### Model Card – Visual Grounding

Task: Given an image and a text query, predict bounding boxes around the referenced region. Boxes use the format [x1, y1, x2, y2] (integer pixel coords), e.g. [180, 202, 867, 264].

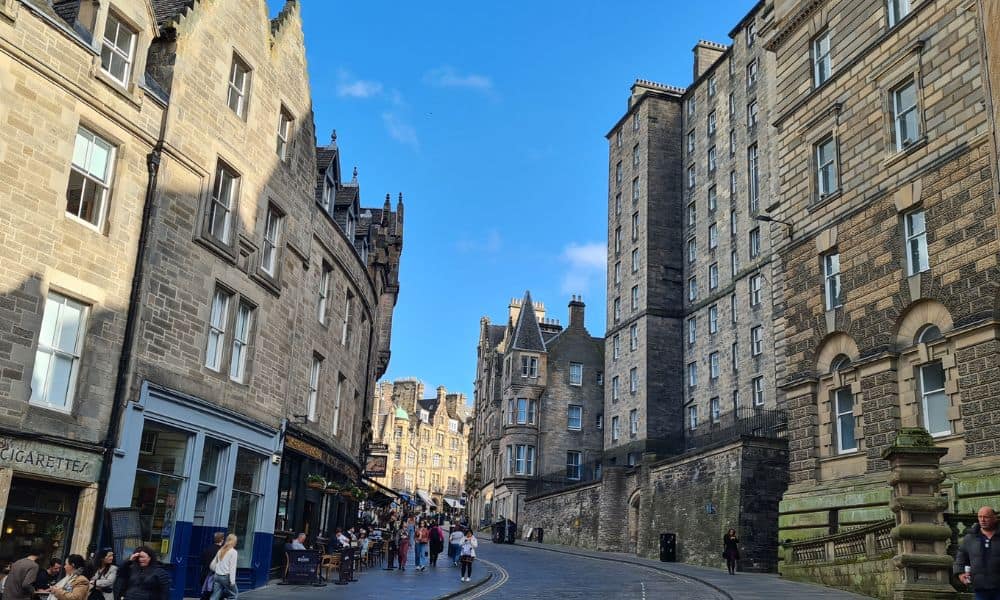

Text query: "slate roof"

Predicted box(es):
[488, 325, 506, 349]
[511, 291, 546, 352]
[151, 0, 195, 27]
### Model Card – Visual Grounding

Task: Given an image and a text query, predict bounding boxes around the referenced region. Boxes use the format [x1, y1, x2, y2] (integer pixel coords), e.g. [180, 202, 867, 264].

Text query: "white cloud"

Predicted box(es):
[382, 112, 419, 148]
[455, 229, 502, 254]
[560, 242, 606, 295]
[423, 66, 494, 93]
[337, 80, 383, 98]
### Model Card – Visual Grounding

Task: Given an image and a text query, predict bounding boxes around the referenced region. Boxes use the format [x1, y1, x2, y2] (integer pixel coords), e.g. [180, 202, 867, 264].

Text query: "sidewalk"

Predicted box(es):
[240, 558, 492, 600]
[513, 539, 872, 600]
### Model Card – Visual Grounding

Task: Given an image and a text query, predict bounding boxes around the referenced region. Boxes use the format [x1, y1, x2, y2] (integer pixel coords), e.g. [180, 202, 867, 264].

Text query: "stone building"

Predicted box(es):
[371, 380, 471, 510]
[467, 293, 604, 527]
[0, 1, 403, 597]
[764, 0, 1000, 565]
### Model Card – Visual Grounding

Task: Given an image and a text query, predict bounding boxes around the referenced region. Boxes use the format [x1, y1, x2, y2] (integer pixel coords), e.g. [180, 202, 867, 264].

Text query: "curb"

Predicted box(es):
[518, 542, 734, 600]
[433, 571, 494, 600]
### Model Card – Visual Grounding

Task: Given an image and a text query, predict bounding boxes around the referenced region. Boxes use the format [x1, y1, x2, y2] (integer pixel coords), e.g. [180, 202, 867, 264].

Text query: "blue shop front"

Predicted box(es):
[104, 383, 282, 599]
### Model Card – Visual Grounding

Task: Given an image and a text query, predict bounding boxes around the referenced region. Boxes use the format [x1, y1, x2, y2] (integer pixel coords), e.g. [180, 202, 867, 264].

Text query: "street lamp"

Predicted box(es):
[754, 214, 793, 237]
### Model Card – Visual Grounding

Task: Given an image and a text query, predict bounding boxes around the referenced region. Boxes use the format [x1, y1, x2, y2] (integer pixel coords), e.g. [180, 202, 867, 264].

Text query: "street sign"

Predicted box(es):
[368, 443, 389, 454]
[364, 454, 387, 477]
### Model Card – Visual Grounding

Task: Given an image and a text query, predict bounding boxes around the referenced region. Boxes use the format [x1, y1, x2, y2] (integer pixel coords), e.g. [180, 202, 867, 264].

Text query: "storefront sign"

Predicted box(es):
[284, 435, 358, 478]
[284, 550, 320, 584]
[363, 454, 387, 477]
[368, 443, 388, 454]
[0, 437, 100, 483]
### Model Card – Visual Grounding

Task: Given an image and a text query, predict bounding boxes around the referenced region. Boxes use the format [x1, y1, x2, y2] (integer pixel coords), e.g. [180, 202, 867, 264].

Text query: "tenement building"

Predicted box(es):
[764, 0, 1000, 593]
[467, 294, 604, 527]
[0, 2, 403, 598]
[371, 380, 471, 510]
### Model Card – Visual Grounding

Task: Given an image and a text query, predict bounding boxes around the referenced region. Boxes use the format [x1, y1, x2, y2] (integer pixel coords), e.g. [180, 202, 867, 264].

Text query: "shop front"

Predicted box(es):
[269, 429, 359, 577]
[104, 383, 281, 600]
[0, 436, 103, 568]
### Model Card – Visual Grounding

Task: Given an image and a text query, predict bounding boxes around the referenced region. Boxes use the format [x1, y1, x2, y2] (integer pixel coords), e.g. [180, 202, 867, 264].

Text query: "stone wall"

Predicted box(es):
[521, 481, 602, 550]
[781, 556, 895, 600]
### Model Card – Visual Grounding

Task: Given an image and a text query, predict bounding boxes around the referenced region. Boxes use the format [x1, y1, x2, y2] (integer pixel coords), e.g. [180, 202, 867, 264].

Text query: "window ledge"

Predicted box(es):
[251, 267, 282, 298]
[882, 136, 928, 169]
[95, 68, 142, 108]
[194, 234, 238, 264]
[808, 189, 844, 212]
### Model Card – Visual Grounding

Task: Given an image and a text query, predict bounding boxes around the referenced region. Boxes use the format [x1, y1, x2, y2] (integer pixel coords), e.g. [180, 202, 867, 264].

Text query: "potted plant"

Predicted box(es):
[352, 487, 368, 502]
[324, 481, 341, 494]
[306, 474, 326, 490]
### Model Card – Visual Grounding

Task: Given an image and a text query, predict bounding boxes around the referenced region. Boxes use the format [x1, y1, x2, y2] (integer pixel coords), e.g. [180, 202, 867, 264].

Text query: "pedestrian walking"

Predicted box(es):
[2, 548, 42, 600]
[429, 522, 445, 567]
[209, 534, 239, 600]
[115, 546, 171, 600]
[199, 533, 224, 600]
[89, 549, 118, 600]
[722, 528, 740, 575]
[449, 528, 465, 567]
[44, 554, 88, 600]
[397, 516, 414, 571]
[955, 506, 1000, 599]
[458, 529, 478, 582]
[414, 521, 430, 571]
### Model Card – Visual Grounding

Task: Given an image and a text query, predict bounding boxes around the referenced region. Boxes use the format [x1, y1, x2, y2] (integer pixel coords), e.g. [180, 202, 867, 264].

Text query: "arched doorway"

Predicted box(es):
[627, 490, 641, 554]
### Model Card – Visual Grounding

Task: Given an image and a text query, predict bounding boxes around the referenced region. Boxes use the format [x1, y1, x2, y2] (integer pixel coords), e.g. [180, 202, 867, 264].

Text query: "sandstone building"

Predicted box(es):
[466, 294, 604, 527]
[0, 1, 403, 596]
[371, 380, 470, 510]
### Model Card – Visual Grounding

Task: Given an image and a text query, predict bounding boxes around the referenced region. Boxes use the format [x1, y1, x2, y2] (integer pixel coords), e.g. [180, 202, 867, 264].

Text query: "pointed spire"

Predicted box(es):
[382, 193, 391, 226]
[511, 290, 546, 351]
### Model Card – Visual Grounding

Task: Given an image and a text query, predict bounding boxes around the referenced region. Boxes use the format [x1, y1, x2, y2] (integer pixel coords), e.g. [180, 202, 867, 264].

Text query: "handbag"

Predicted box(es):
[88, 589, 106, 600]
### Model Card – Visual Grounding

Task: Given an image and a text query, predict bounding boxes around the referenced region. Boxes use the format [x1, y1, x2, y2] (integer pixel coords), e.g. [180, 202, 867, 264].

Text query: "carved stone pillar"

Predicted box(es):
[882, 428, 956, 600]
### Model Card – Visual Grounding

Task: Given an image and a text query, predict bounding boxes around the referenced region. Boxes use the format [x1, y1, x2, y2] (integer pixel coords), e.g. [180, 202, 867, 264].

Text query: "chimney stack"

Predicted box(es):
[568, 295, 585, 329]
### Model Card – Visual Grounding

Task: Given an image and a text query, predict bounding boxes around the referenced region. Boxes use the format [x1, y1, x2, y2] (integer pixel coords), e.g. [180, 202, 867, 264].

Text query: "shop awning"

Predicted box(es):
[415, 490, 437, 508]
[362, 477, 404, 506]
[443, 497, 462, 509]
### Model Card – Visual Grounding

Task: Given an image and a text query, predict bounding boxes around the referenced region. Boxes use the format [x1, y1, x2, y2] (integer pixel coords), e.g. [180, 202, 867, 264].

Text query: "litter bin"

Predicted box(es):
[537, 527, 544, 544]
[659, 532, 676, 562]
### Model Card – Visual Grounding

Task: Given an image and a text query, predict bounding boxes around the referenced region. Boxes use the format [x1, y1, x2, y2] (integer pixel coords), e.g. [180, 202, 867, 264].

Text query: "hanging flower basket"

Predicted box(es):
[306, 474, 326, 490]
[324, 482, 342, 494]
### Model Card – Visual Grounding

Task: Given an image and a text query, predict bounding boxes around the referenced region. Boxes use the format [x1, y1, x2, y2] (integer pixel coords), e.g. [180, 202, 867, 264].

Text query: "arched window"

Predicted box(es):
[916, 325, 943, 344]
[830, 354, 852, 373]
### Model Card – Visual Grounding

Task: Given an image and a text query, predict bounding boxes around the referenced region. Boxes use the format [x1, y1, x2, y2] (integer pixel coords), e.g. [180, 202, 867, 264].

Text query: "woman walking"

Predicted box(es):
[458, 529, 478, 583]
[722, 528, 740, 575]
[397, 515, 413, 571]
[428, 522, 445, 567]
[448, 527, 464, 567]
[414, 521, 430, 571]
[209, 534, 239, 600]
[116, 546, 171, 600]
[90, 549, 117, 600]
[44, 554, 88, 600]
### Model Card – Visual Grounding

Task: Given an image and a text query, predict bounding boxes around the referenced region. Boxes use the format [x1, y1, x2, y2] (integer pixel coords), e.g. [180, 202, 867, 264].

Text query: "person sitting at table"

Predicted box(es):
[288, 533, 307, 551]
[333, 528, 350, 549]
[34, 558, 63, 593]
[44, 554, 88, 600]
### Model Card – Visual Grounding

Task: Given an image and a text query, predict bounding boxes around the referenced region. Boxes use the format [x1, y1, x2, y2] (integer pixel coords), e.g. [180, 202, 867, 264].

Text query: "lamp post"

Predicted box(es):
[753, 214, 793, 237]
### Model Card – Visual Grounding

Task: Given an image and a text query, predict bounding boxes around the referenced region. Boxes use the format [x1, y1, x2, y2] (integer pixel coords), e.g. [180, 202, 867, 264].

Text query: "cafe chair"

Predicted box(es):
[320, 551, 341, 582]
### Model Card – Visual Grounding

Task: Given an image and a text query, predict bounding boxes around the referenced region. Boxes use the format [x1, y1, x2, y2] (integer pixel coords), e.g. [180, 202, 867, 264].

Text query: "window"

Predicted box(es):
[710, 352, 720, 379]
[632, 177, 640, 202]
[205, 288, 231, 371]
[730, 171, 738, 196]
[751, 326, 763, 356]
[66, 127, 115, 228]
[433, 454, 442, 467]
[746, 60, 758, 87]
[709, 224, 719, 249]
[708, 111, 717, 136]
[629, 367, 638, 394]
[709, 305, 718, 334]
[29, 293, 87, 411]
[612, 376, 620, 402]
[688, 238, 697, 263]
[570, 362, 583, 386]
[568, 405, 583, 430]
[633, 144, 640, 166]
[276, 108, 293, 160]
[887, 0, 910, 27]
[597, 371, 604, 385]
[615, 227, 622, 253]
[710, 397, 721, 423]
[688, 276, 698, 301]
[731, 250, 739, 277]
[729, 130, 736, 156]
[687, 96, 696, 117]
[750, 274, 762, 306]
[515, 397, 537, 425]
[731, 342, 739, 372]
[509, 444, 535, 475]
[133, 424, 190, 562]
[341, 291, 353, 346]
[616, 129, 622, 148]
[688, 318, 697, 344]
[613, 297, 621, 322]
[708, 186, 718, 212]
[687, 130, 696, 154]
[752, 376, 765, 406]
[746, 22, 757, 47]
[730, 210, 737, 236]
[708, 146, 717, 172]
[813, 31, 831, 86]
[834, 388, 856, 453]
[688, 165, 696, 189]
[520, 355, 539, 378]
[307, 356, 321, 422]
[689, 406, 698, 430]
[226, 54, 251, 118]
[892, 79, 920, 151]
[731, 294, 738, 323]
[917, 325, 943, 344]
[260, 205, 283, 277]
[920, 362, 950, 436]
[816, 137, 838, 197]
[824, 252, 842, 310]
[631, 285, 639, 310]
[729, 92, 736, 116]
[229, 301, 253, 382]
[688, 202, 697, 227]
[631, 212, 640, 240]
[747, 101, 758, 128]
[748, 144, 759, 212]
[629, 409, 639, 436]
[631, 249, 640, 272]
[688, 362, 698, 387]
[615, 193, 622, 215]
[709, 263, 719, 290]
[615, 161, 622, 187]
[612, 416, 621, 441]
[905, 209, 929, 275]
[566, 451, 582, 480]
[318, 264, 332, 323]
[613, 334, 621, 360]
[614, 261, 621, 286]
[333, 374, 345, 433]
[749, 228, 761, 259]
[733, 390, 741, 411]
[708, 75, 717, 97]
[208, 162, 239, 245]
[596, 414, 604, 430]
[100, 13, 136, 85]
[629, 324, 638, 351]
[633, 112, 640, 131]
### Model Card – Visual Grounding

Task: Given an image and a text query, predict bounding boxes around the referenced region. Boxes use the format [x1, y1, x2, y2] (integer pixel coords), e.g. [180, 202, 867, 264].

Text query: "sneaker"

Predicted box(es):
[459, 577, 465, 582]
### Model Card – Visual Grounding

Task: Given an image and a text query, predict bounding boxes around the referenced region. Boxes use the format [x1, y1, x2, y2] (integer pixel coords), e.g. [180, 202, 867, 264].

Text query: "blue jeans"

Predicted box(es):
[210, 574, 238, 600]
[975, 591, 1000, 600]
[414, 542, 428, 567]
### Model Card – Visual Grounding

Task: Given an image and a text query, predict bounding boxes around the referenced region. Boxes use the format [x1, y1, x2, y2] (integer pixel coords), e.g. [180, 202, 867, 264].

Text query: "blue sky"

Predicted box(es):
[270, 0, 756, 400]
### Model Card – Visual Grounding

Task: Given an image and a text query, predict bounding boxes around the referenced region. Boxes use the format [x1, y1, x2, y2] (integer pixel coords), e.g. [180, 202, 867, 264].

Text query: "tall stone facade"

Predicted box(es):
[467, 294, 604, 527]
[371, 380, 471, 509]
[0, 1, 403, 597]
[764, 0, 1000, 553]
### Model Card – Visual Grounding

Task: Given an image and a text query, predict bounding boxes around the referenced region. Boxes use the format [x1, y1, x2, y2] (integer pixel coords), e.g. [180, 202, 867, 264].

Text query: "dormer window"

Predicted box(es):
[100, 13, 136, 85]
[321, 176, 333, 212]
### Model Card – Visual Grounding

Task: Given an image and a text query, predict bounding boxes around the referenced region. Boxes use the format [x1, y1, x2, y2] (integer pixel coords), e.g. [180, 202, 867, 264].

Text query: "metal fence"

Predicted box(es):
[684, 407, 788, 451]
[526, 459, 603, 497]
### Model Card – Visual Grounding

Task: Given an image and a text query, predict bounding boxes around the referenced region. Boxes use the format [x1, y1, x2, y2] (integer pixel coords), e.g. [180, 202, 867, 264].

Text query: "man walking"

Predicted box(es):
[956, 506, 1000, 600]
[2, 548, 42, 600]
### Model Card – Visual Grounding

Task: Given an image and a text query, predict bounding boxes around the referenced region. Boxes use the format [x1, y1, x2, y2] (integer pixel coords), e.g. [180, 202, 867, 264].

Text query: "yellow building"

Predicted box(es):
[372, 380, 471, 511]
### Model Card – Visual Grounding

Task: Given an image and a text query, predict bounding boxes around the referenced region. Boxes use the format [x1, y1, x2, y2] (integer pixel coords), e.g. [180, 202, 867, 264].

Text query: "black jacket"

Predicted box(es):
[200, 544, 221, 580]
[954, 524, 1000, 590]
[115, 560, 171, 600]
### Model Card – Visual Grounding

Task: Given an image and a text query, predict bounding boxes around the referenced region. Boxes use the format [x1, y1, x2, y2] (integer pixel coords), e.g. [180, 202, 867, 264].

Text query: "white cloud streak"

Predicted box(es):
[560, 242, 607, 295]
[381, 112, 419, 148]
[423, 66, 494, 93]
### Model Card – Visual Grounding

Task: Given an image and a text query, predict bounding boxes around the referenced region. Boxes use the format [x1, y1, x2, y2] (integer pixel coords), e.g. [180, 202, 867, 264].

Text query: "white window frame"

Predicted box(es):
[611, 416, 621, 441]
[612, 376, 620, 402]
[887, 0, 910, 27]
[318, 264, 332, 323]
[631, 285, 639, 310]
[709, 305, 718, 334]
[629, 409, 639, 436]
[708, 111, 717, 136]
[708, 186, 717, 212]
[751, 326, 763, 356]
[816, 136, 838, 198]
[227, 54, 251, 118]
[208, 162, 239, 245]
[731, 249, 739, 277]
[892, 79, 920, 151]
[748, 144, 759, 212]
[260, 206, 283, 277]
[229, 301, 253, 383]
[569, 362, 583, 386]
[824, 252, 842, 310]
[631, 212, 640, 240]
[752, 376, 765, 406]
[689, 406, 698, 430]
[708, 146, 717, 172]
[307, 356, 321, 422]
[834, 387, 856, 453]
[710, 397, 721, 423]
[746, 60, 758, 87]
[732, 342, 739, 372]
[747, 101, 758, 128]
[632, 248, 640, 272]
[904, 209, 929, 275]
[709, 263, 719, 290]
[750, 274, 762, 306]
[341, 291, 353, 345]
[688, 318, 697, 344]
[710, 352, 720, 379]
[614, 261, 621, 286]
[67, 127, 115, 230]
[749, 228, 761, 259]
[567, 405, 583, 430]
[100, 12, 136, 85]
[687, 130, 696, 154]
[629, 323, 638, 350]
[731, 294, 738, 323]
[709, 223, 719, 249]
[205, 288, 231, 371]
[688, 165, 696, 189]
[688, 362, 698, 387]
[688, 238, 697, 264]
[708, 75, 717, 97]
[919, 361, 951, 437]
[29, 293, 88, 411]
[633, 144, 640, 167]
[812, 31, 831, 87]
[333, 374, 343, 433]
[613, 334, 621, 360]
[566, 451, 582, 480]
[632, 177, 640, 202]
[629, 367, 638, 394]
[688, 202, 697, 227]
[688, 276, 697, 301]
[276, 108, 293, 160]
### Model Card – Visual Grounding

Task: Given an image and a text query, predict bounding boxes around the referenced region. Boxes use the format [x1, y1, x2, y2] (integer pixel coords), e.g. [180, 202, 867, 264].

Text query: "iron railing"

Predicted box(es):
[525, 460, 603, 497]
[684, 407, 788, 451]
[784, 519, 895, 564]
